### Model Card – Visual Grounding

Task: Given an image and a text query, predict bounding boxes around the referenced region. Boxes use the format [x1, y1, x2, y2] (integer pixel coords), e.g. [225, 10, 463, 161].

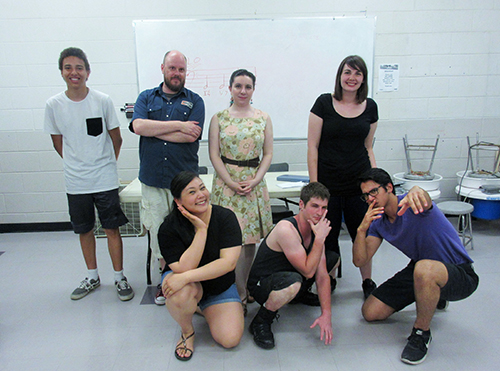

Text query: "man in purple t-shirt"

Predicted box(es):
[353, 168, 478, 365]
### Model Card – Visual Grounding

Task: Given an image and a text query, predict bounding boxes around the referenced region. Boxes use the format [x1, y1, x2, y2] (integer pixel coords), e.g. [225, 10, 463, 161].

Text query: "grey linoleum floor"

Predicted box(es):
[0, 217, 499, 370]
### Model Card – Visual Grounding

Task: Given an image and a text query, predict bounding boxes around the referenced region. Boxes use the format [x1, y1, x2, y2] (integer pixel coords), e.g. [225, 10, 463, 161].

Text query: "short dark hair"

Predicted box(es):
[358, 168, 396, 195]
[229, 69, 256, 87]
[300, 182, 330, 206]
[333, 55, 369, 104]
[58, 47, 90, 71]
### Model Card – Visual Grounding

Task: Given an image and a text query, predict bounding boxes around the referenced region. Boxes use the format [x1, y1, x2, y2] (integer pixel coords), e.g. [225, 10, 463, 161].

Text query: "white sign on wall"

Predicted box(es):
[378, 63, 399, 91]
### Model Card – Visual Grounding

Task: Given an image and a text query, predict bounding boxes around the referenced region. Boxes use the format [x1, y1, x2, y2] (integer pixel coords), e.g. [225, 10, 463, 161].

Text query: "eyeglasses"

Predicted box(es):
[360, 185, 383, 202]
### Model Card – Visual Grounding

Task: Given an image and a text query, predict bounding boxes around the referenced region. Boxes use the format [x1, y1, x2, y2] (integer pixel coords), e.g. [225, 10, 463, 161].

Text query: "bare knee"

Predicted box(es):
[166, 284, 198, 309]
[361, 297, 394, 322]
[104, 228, 121, 240]
[414, 259, 446, 287]
[211, 320, 243, 349]
[361, 304, 383, 322]
[216, 332, 242, 349]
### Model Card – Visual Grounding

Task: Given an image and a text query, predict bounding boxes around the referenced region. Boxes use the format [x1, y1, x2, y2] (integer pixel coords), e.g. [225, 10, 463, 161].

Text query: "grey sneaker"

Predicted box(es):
[401, 328, 432, 365]
[115, 277, 134, 301]
[71, 277, 100, 300]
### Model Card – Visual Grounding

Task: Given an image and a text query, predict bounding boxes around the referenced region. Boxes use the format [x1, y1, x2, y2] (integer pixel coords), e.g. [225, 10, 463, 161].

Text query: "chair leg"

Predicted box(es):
[146, 231, 152, 285]
[467, 213, 474, 250]
[457, 213, 474, 250]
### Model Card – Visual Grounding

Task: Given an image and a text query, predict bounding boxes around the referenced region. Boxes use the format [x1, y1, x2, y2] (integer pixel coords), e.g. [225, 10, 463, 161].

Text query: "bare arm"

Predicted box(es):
[307, 112, 323, 182]
[397, 186, 432, 216]
[168, 205, 209, 273]
[107, 127, 122, 159]
[50, 135, 63, 158]
[352, 201, 384, 267]
[163, 245, 241, 297]
[276, 212, 331, 279]
[181, 245, 240, 283]
[364, 121, 378, 168]
[310, 252, 333, 344]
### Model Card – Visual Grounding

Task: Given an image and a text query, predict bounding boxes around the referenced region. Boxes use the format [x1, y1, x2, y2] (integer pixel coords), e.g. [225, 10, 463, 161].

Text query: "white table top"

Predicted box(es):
[455, 185, 500, 201]
[119, 171, 309, 203]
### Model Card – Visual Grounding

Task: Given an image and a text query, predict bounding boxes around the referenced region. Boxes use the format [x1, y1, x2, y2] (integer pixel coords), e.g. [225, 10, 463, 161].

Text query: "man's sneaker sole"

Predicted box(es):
[70, 278, 100, 300]
[401, 330, 432, 365]
[401, 354, 428, 365]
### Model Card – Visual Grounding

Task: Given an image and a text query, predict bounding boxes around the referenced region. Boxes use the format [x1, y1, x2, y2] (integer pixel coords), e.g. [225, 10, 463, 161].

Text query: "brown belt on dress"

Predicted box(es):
[221, 156, 260, 168]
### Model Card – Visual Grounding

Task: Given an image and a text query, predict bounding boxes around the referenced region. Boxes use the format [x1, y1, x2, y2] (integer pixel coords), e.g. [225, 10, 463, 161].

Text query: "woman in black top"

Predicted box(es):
[307, 55, 378, 298]
[158, 171, 244, 361]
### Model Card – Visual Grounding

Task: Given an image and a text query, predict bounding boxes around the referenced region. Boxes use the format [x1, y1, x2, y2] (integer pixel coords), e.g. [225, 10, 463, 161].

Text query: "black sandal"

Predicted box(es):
[175, 331, 195, 361]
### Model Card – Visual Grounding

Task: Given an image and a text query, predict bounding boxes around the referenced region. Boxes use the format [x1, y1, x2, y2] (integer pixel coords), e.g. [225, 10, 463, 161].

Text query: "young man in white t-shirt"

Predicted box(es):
[44, 47, 134, 301]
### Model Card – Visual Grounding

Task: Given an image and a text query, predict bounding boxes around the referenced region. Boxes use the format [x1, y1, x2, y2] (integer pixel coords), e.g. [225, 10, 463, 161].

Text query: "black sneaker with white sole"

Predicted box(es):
[401, 328, 432, 365]
[436, 299, 448, 310]
[362, 278, 377, 299]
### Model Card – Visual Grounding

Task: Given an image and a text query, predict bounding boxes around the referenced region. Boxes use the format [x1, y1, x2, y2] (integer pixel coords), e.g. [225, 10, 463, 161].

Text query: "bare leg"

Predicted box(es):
[235, 243, 256, 303]
[362, 295, 396, 322]
[204, 302, 244, 348]
[79, 230, 97, 270]
[265, 282, 301, 312]
[165, 277, 203, 359]
[413, 260, 448, 331]
[360, 259, 373, 280]
[104, 228, 123, 272]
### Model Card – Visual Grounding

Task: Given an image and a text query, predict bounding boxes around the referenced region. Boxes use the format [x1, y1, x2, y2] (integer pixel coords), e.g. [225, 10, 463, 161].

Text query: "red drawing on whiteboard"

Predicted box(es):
[186, 60, 256, 96]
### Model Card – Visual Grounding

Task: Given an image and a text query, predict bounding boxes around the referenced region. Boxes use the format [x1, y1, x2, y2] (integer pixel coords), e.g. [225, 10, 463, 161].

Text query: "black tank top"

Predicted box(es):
[247, 217, 314, 288]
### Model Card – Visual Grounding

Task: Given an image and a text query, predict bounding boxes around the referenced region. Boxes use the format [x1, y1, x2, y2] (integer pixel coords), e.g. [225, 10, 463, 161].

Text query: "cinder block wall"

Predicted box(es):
[1, 1, 499, 224]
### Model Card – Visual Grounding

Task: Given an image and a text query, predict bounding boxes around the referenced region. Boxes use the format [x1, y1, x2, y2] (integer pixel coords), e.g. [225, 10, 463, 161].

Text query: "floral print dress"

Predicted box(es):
[211, 109, 273, 244]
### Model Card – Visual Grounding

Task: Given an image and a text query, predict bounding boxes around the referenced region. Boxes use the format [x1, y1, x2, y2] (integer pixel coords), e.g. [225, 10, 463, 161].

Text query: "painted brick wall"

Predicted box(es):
[0, 0, 499, 223]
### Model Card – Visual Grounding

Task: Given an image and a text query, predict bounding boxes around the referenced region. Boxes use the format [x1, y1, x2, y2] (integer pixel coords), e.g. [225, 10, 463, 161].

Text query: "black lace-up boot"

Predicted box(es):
[249, 306, 278, 349]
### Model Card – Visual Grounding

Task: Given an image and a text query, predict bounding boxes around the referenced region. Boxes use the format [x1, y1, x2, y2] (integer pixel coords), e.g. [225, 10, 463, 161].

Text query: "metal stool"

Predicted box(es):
[437, 201, 474, 249]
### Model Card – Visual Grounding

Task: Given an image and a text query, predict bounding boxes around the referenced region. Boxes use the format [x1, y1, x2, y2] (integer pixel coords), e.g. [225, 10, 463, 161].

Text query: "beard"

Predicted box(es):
[164, 75, 185, 92]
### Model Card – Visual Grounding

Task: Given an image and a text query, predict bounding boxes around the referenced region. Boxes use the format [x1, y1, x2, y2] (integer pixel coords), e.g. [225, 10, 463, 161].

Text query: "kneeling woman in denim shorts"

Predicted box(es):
[158, 171, 244, 361]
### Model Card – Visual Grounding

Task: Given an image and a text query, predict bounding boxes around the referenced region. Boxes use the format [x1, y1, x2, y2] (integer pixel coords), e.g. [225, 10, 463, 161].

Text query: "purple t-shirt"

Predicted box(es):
[368, 195, 472, 264]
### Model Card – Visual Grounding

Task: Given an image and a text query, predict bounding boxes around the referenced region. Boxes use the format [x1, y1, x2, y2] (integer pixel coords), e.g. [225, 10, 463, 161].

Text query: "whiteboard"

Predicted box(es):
[133, 17, 376, 139]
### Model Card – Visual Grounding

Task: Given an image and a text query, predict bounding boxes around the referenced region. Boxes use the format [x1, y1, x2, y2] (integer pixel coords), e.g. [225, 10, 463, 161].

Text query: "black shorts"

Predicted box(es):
[67, 189, 128, 234]
[249, 250, 340, 305]
[372, 260, 479, 312]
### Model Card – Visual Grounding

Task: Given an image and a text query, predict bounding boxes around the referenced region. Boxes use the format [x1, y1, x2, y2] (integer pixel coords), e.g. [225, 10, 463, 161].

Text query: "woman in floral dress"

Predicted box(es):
[208, 69, 273, 308]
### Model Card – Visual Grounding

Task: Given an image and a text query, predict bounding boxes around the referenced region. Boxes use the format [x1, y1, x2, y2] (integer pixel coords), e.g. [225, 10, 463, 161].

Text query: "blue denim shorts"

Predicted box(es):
[162, 271, 240, 311]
